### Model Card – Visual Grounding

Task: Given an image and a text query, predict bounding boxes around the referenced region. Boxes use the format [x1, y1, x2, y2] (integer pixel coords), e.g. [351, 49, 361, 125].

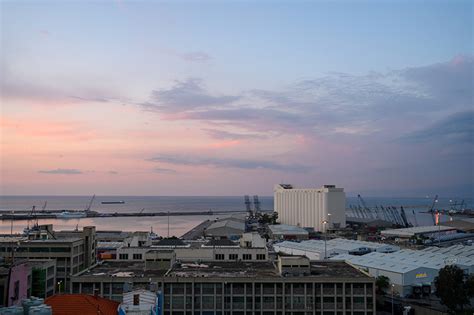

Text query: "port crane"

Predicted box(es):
[41, 201, 47, 212]
[399, 206, 410, 228]
[412, 209, 419, 227]
[85, 194, 96, 212]
[253, 195, 261, 216]
[27, 205, 38, 229]
[244, 195, 252, 216]
[358, 194, 376, 219]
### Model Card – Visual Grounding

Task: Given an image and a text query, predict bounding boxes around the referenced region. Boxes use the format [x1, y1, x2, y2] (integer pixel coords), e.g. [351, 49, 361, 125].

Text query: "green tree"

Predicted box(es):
[375, 275, 390, 294]
[434, 265, 472, 313]
[271, 212, 278, 224]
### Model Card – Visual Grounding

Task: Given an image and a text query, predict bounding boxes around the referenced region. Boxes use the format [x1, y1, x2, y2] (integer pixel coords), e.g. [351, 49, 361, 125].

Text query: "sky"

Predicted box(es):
[0, 0, 473, 196]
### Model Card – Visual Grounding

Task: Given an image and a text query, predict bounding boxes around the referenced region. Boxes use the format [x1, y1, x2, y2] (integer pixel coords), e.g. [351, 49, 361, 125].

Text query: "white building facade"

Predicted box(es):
[274, 184, 346, 232]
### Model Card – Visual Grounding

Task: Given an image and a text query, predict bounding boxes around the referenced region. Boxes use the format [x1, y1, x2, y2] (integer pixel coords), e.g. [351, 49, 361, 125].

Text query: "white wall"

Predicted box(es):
[275, 185, 346, 232]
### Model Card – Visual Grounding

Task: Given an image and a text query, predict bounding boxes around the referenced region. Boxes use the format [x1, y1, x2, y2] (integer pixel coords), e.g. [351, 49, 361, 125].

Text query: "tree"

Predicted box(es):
[259, 212, 279, 224]
[434, 265, 472, 313]
[375, 275, 390, 294]
[271, 212, 278, 224]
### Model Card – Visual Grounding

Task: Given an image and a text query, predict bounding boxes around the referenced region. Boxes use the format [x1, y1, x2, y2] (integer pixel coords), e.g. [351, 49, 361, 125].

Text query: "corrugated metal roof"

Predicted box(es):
[381, 225, 455, 237]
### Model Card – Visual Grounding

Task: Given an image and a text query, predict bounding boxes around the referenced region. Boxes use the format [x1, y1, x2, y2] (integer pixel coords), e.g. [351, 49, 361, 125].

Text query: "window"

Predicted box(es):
[256, 254, 266, 260]
[229, 254, 238, 260]
[133, 253, 142, 260]
[119, 253, 128, 260]
[215, 254, 225, 260]
[242, 254, 252, 260]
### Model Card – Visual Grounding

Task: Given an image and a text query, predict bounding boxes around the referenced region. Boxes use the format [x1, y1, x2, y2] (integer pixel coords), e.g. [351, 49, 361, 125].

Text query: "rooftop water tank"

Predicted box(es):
[0, 306, 24, 315]
[22, 297, 44, 315]
[28, 305, 52, 315]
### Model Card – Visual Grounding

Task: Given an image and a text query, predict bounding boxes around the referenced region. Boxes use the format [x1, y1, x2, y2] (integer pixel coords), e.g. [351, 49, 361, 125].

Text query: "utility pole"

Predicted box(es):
[391, 284, 395, 315]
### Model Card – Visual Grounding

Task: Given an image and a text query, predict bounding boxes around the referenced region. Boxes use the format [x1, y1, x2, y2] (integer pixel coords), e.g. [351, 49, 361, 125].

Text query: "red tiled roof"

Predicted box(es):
[45, 294, 119, 315]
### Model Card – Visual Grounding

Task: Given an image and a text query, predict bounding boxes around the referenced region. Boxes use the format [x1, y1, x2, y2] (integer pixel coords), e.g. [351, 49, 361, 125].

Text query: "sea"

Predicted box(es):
[0, 196, 472, 237]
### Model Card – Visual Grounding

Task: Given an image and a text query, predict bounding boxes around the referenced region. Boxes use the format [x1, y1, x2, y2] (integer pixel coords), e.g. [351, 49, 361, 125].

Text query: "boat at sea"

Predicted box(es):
[56, 211, 87, 219]
[101, 201, 125, 204]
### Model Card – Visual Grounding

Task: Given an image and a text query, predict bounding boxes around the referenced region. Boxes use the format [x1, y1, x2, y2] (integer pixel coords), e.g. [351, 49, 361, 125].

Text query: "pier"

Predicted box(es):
[0, 209, 269, 221]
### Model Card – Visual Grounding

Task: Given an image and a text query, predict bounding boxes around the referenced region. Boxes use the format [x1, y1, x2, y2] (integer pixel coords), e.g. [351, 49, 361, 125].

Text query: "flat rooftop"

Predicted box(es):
[167, 261, 279, 278]
[167, 261, 371, 279]
[381, 225, 455, 237]
[73, 261, 167, 279]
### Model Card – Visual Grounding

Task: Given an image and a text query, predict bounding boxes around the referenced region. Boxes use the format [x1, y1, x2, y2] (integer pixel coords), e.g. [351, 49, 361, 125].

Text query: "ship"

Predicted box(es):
[101, 201, 125, 204]
[56, 211, 87, 219]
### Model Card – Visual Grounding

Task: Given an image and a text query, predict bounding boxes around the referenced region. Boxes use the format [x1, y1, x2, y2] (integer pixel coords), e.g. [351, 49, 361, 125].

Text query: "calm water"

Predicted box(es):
[0, 195, 472, 236]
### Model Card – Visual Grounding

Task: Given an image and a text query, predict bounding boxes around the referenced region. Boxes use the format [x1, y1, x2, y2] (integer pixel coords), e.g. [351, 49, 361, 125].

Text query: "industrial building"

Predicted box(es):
[380, 225, 456, 239]
[274, 184, 346, 232]
[112, 233, 269, 263]
[332, 244, 474, 297]
[273, 238, 399, 260]
[71, 259, 376, 314]
[267, 224, 309, 240]
[204, 218, 246, 239]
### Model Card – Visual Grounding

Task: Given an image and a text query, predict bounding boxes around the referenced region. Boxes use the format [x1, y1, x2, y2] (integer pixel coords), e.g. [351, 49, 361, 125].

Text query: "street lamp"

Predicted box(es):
[322, 213, 331, 260]
[391, 284, 395, 315]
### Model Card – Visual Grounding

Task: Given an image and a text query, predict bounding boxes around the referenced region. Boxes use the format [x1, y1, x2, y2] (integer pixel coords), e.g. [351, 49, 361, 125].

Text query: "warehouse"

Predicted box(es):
[380, 225, 456, 239]
[204, 219, 246, 239]
[332, 245, 474, 297]
[273, 238, 399, 260]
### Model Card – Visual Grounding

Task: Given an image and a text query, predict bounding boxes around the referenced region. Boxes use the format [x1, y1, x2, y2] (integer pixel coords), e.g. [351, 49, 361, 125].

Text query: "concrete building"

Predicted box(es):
[268, 224, 309, 240]
[0, 261, 31, 307]
[240, 232, 266, 248]
[71, 260, 376, 314]
[332, 244, 474, 297]
[274, 184, 346, 232]
[0, 236, 87, 290]
[28, 259, 56, 298]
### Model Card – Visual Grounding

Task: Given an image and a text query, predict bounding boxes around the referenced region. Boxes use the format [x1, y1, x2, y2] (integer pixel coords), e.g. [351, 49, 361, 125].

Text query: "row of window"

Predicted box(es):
[119, 253, 143, 260]
[0, 246, 73, 253]
[165, 295, 372, 310]
[214, 253, 266, 260]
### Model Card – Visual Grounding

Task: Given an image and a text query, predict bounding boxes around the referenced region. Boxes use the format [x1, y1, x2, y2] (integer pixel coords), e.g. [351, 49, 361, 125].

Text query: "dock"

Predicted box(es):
[0, 209, 269, 220]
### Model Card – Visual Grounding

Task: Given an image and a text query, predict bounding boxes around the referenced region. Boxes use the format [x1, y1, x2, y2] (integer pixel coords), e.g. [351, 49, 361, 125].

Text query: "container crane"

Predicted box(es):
[244, 195, 252, 216]
[412, 209, 419, 227]
[253, 195, 261, 216]
[358, 194, 375, 219]
[399, 206, 410, 228]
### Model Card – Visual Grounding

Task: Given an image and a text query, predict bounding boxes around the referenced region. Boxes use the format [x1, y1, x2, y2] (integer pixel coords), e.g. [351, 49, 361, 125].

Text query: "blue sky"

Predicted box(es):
[0, 0, 473, 196]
